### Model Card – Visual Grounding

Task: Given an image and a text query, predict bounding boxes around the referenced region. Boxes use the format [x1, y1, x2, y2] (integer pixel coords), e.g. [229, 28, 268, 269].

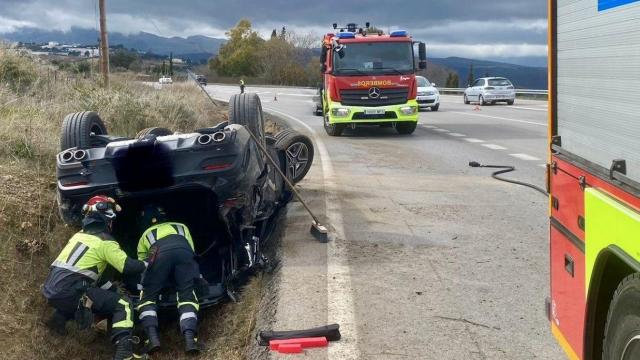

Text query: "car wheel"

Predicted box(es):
[60, 111, 108, 151]
[603, 273, 640, 360]
[431, 104, 440, 111]
[479, 95, 487, 106]
[395, 122, 417, 135]
[274, 130, 314, 184]
[464, 94, 470, 105]
[323, 116, 345, 136]
[507, 100, 515, 105]
[229, 93, 266, 146]
[136, 127, 174, 139]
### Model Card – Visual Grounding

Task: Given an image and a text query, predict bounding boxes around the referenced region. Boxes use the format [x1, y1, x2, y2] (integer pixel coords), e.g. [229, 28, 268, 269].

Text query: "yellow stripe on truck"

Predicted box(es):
[551, 322, 580, 360]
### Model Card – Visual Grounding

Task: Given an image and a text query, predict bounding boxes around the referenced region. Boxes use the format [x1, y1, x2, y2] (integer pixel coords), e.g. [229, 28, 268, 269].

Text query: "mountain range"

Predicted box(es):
[1, 27, 548, 89]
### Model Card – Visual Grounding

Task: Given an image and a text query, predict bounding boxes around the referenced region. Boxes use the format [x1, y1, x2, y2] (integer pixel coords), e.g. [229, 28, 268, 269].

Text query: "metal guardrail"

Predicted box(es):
[437, 88, 548, 96]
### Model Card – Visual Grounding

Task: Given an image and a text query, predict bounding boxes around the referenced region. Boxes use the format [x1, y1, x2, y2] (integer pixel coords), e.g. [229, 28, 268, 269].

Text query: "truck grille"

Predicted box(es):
[340, 88, 409, 107]
[352, 111, 398, 120]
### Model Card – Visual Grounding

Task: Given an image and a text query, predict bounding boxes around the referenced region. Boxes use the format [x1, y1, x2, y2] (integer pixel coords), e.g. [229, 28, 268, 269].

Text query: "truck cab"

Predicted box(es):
[318, 24, 427, 136]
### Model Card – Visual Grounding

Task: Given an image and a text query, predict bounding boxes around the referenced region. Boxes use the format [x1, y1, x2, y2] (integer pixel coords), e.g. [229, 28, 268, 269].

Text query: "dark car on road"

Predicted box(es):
[56, 93, 314, 308]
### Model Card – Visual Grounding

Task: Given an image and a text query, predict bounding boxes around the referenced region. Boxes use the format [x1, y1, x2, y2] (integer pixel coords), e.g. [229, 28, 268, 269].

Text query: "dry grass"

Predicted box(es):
[0, 47, 274, 359]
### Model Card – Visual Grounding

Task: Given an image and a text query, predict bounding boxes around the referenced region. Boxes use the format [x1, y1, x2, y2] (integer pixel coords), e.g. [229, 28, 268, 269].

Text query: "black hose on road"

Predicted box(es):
[469, 161, 548, 196]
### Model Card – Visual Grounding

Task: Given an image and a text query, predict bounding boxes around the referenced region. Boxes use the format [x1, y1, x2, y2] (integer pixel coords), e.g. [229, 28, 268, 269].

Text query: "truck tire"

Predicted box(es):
[274, 129, 314, 184]
[323, 116, 345, 136]
[136, 127, 174, 139]
[60, 111, 107, 151]
[229, 93, 265, 146]
[395, 122, 417, 135]
[603, 273, 640, 360]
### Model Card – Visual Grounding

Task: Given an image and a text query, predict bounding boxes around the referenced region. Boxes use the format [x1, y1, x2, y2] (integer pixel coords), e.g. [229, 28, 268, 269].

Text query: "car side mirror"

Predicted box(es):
[432, 83, 436, 87]
[418, 42, 427, 70]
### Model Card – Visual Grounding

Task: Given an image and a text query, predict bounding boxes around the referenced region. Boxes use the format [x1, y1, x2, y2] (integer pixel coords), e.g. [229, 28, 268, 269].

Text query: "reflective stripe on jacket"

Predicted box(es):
[137, 222, 194, 260]
[51, 232, 129, 280]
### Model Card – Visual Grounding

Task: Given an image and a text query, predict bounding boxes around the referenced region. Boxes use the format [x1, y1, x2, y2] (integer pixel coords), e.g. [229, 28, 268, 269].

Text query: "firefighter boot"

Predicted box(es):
[184, 330, 201, 354]
[113, 335, 147, 360]
[144, 326, 161, 353]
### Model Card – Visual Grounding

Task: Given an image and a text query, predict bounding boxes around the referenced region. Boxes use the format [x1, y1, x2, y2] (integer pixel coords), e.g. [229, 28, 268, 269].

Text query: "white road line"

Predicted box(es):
[509, 153, 541, 161]
[423, 125, 437, 129]
[261, 106, 360, 359]
[511, 106, 548, 112]
[482, 144, 507, 150]
[539, 164, 548, 168]
[434, 128, 450, 133]
[464, 138, 485, 143]
[450, 111, 546, 127]
[448, 132, 467, 137]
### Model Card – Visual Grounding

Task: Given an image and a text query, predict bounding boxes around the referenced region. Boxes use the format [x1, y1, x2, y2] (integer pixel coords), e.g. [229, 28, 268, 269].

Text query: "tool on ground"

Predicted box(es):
[270, 337, 328, 351]
[188, 71, 329, 242]
[258, 324, 341, 346]
[469, 161, 548, 196]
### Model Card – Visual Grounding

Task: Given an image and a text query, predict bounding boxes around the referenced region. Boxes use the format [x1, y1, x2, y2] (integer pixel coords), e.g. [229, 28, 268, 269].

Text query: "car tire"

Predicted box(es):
[323, 116, 345, 136]
[274, 129, 314, 184]
[603, 273, 640, 360]
[431, 104, 440, 111]
[229, 93, 266, 146]
[135, 127, 174, 139]
[479, 95, 487, 106]
[395, 122, 417, 135]
[60, 111, 108, 151]
[464, 94, 470, 105]
[507, 100, 515, 105]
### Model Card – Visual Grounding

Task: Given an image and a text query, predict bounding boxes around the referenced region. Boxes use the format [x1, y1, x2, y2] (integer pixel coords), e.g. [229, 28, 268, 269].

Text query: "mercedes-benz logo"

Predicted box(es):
[368, 87, 381, 98]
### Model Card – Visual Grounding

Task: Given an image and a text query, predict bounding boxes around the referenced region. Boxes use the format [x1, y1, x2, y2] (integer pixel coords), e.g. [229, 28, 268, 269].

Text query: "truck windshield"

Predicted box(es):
[333, 42, 414, 76]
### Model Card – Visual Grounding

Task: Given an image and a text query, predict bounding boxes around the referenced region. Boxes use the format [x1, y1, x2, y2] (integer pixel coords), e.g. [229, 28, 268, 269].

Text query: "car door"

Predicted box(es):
[473, 79, 485, 100]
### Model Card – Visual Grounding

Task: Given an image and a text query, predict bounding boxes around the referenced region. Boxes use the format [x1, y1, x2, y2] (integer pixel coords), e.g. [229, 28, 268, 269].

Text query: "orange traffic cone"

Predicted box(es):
[473, 104, 481, 111]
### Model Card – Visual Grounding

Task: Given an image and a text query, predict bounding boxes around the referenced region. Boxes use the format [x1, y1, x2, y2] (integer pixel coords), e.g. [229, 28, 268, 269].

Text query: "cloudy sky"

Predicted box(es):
[0, 0, 548, 61]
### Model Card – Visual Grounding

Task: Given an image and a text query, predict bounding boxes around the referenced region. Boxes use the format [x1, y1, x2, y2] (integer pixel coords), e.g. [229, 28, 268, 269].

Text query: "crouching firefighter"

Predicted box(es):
[136, 205, 202, 354]
[42, 195, 148, 360]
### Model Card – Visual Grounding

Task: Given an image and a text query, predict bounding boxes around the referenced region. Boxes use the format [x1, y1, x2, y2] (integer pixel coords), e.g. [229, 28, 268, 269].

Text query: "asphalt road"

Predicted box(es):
[206, 84, 564, 360]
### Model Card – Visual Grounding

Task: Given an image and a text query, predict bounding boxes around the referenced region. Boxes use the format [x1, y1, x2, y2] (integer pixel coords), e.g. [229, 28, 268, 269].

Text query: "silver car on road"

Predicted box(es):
[464, 77, 515, 105]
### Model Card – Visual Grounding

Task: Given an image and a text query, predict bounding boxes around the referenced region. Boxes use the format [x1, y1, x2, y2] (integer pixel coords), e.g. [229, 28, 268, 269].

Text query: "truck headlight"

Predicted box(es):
[331, 108, 351, 117]
[399, 106, 417, 115]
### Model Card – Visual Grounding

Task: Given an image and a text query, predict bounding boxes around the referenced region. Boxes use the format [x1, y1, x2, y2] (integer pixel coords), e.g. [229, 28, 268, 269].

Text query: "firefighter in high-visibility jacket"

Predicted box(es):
[136, 205, 202, 354]
[43, 195, 148, 360]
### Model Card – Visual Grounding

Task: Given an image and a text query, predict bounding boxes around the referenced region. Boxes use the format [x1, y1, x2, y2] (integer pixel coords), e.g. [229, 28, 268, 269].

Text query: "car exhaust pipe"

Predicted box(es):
[212, 131, 226, 142]
[197, 134, 212, 145]
[61, 150, 74, 163]
[73, 149, 87, 161]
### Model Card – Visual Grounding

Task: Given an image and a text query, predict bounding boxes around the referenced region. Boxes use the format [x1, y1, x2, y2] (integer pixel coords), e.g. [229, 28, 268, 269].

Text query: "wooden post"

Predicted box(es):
[99, 0, 109, 87]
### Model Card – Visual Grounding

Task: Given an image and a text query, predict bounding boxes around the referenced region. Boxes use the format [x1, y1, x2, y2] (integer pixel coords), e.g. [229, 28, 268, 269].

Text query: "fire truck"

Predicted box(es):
[548, 1, 640, 359]
[317, 23, 426, 136]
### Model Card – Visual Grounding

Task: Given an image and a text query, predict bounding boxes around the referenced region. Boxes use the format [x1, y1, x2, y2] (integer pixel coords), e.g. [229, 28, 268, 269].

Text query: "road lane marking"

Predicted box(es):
[511, 106, 548, 112]
[482, 144, 507, 150]
[448, 132, 467, 137]
[434, 128, 450, 133]
[450, 111, 546, 127]
[261, 106, 360, 359]
[423, 125, 436, 129]
[539, 164, 548, 168]
[509, 153, 541, 161]
[464, 138, 485, 143]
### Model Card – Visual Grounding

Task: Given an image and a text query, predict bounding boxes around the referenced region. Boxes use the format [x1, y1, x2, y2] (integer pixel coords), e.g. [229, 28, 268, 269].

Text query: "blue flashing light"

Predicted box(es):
[337, 32, 355, 39]
[390, 30, 408, 37]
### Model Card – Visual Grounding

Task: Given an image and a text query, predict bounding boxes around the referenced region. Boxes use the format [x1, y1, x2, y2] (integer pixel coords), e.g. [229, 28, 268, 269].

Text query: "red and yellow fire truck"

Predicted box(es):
[548, 0, 640, 359]
[317, 23, 426, 136]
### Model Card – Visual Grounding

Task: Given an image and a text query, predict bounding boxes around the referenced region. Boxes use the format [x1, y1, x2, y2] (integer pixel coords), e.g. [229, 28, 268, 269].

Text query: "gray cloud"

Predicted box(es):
[0, 0, 548, 58]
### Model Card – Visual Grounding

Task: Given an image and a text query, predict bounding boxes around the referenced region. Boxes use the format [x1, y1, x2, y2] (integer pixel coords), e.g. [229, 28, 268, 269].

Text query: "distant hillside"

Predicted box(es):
[429, 57, 548, 90]
[1, 27, 225, 60]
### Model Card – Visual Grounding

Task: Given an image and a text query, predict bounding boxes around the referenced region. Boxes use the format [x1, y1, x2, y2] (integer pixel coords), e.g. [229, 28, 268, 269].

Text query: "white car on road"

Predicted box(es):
[464, 77, 515, 105]
[416, 76, 440, 111]
[159, 76, 173, 84]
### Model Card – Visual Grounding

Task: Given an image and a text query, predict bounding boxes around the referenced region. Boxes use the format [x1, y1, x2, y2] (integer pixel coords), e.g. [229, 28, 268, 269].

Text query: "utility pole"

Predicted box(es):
[98, 0, 109, 87]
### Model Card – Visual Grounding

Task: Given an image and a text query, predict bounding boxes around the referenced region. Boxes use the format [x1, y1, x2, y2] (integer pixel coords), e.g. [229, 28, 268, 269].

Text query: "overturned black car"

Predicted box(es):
[56, 93, 314, 308]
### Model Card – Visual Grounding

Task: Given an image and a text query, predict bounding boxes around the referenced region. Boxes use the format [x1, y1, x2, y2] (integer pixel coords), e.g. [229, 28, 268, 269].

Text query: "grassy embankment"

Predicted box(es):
[0, 47, 274, 359]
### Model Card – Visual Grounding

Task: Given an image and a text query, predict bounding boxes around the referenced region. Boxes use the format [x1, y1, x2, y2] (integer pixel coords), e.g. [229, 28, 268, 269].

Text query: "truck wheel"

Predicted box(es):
[60, 111, 107, 151]
[464, 94, 470, 105]
[395, 122, 417, 135]
[323, 116, 345, 136]
[229, 93, 265, 146]
[136, 127, 173, 139]
[274, 129, 314, 184]
[431, 104, 440, 112]
[603, 273, 640, 360]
